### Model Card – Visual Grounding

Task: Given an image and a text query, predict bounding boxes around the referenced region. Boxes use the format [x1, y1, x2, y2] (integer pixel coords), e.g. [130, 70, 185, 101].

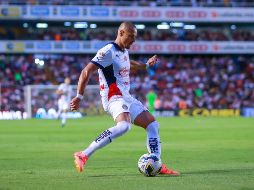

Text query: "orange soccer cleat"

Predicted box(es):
[159, 164, 180, 176]
[73, 151, 89, 173]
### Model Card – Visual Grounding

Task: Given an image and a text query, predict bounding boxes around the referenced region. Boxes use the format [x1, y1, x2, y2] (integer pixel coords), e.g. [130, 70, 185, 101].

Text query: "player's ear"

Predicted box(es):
[119, 30, 124, 37]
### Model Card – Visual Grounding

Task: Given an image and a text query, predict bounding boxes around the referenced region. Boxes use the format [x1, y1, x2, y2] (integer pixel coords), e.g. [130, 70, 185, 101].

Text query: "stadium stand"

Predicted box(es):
[1, 54, 254, 112]
[0, 0, 254, 117]
[1, 24, 254, 41]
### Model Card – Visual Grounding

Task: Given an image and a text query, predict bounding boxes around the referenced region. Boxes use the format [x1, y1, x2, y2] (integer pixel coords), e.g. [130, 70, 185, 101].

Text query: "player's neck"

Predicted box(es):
[114, 39, 125, 51]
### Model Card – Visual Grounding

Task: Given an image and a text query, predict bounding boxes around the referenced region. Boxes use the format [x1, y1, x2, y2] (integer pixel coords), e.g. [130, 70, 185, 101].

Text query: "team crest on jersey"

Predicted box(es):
[122, 104, 128, 110]
[124, 56, 128, 61]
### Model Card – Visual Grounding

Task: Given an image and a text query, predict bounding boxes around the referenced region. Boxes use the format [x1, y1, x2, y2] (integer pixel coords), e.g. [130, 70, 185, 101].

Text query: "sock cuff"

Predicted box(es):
[146, 121, 159, 131]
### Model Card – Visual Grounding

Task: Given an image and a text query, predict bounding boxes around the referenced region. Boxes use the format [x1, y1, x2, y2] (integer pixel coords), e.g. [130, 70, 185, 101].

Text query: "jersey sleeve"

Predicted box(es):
[58, 84, 64, 91]
[91, 45, 113, 69]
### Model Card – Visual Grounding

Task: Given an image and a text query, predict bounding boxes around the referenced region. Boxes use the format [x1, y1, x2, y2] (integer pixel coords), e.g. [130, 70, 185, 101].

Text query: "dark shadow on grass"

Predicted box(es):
[88, 174, 140, 177]
[89, 174, 183, 178]
[87, 168, 254, 178]
[184, 168, 254, 175]
[155, 174, 182, 178]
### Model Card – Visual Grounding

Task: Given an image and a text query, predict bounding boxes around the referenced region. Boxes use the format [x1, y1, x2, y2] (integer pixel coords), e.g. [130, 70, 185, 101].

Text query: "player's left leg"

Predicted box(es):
[57, 99, 62, 120]
[133, 111, 160, 157]
[134, 111, 179, 176]
[61, 110, 67, 127]
[130, 100, 179, 176]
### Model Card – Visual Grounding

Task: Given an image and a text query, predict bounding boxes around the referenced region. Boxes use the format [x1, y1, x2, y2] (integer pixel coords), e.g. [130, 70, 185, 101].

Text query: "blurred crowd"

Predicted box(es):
[1, 54, 254, 113]
[0, 54, 99, 113]
[131, 55, 254, 110]
[1, 0, 254, 115]
[1, 26, 254, 41]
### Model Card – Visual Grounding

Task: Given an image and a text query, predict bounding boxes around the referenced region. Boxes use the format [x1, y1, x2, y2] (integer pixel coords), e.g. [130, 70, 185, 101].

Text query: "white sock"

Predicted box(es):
[83, 121, 131, 157]
[61, 112, 66, 125]
[146, 121, 161, 158]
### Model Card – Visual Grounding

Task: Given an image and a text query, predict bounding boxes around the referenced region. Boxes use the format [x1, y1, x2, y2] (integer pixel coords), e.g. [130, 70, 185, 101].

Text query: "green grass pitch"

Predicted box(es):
[0, 116, 253, 190]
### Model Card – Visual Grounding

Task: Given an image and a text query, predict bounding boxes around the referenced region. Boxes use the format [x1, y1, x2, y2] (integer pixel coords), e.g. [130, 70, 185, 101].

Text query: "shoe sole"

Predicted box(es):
[160, 172, 180, 176]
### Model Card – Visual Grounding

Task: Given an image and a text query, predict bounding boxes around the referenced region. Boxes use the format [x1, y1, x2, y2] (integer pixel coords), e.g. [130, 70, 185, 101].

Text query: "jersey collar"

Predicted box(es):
[110, 42, 125, 52]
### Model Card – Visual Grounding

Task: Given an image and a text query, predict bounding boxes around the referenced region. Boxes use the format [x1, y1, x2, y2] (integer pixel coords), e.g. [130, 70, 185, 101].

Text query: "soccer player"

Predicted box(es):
[56, 77, 72, 127]
[70, 22, 179, 176]
[146, 90, 158, 115]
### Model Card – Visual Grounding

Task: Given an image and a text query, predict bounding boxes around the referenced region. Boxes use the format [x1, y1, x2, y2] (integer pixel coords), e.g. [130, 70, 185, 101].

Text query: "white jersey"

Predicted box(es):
[91, 42, 131, 102]
[58, 83, 72, 103]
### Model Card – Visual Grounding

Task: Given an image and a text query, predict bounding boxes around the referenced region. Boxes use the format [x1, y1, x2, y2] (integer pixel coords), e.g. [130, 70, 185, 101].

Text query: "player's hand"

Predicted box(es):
[146, 55, 158, 67]
[70, 97, 81, 111]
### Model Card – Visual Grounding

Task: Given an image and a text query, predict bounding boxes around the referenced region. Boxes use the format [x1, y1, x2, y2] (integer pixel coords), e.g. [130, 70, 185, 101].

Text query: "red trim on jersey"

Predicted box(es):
[100, 84, 104, 90]
[108, 83, 122, 100]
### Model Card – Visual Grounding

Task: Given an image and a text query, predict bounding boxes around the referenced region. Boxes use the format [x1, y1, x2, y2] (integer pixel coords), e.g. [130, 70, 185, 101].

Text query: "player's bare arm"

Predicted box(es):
[56, 89, 63, 95]
[130, 55, 158, 70]
[56, 89, 68, 96]
[70, 63, 98, 111]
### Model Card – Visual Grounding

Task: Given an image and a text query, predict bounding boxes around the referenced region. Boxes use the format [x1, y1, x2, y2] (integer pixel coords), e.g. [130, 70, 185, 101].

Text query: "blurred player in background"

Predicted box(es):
[56, 77, 72, 127]
[70, 22, 179, 176]
[146, 89, 158, 116]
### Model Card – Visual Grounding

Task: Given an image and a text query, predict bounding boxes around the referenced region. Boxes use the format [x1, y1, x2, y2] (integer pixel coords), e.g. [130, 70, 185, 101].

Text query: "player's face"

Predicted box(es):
[65, 78, 70, 84]
[122, 28, 137, 49]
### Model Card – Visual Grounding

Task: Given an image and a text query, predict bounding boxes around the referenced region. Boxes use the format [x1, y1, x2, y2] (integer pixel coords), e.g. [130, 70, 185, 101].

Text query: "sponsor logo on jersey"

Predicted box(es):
[118, 67, 129, 77]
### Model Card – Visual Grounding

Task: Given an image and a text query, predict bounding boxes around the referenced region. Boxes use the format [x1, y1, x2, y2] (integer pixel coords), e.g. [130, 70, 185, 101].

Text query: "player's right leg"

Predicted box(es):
[74, 99, 131, 173]
[74, 151, 89, 173]
[74, 114, 131, 172]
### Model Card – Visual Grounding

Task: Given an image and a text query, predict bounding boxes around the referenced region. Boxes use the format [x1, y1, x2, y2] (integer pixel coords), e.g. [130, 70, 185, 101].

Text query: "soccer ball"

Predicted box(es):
[138, 153, 162, 177]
